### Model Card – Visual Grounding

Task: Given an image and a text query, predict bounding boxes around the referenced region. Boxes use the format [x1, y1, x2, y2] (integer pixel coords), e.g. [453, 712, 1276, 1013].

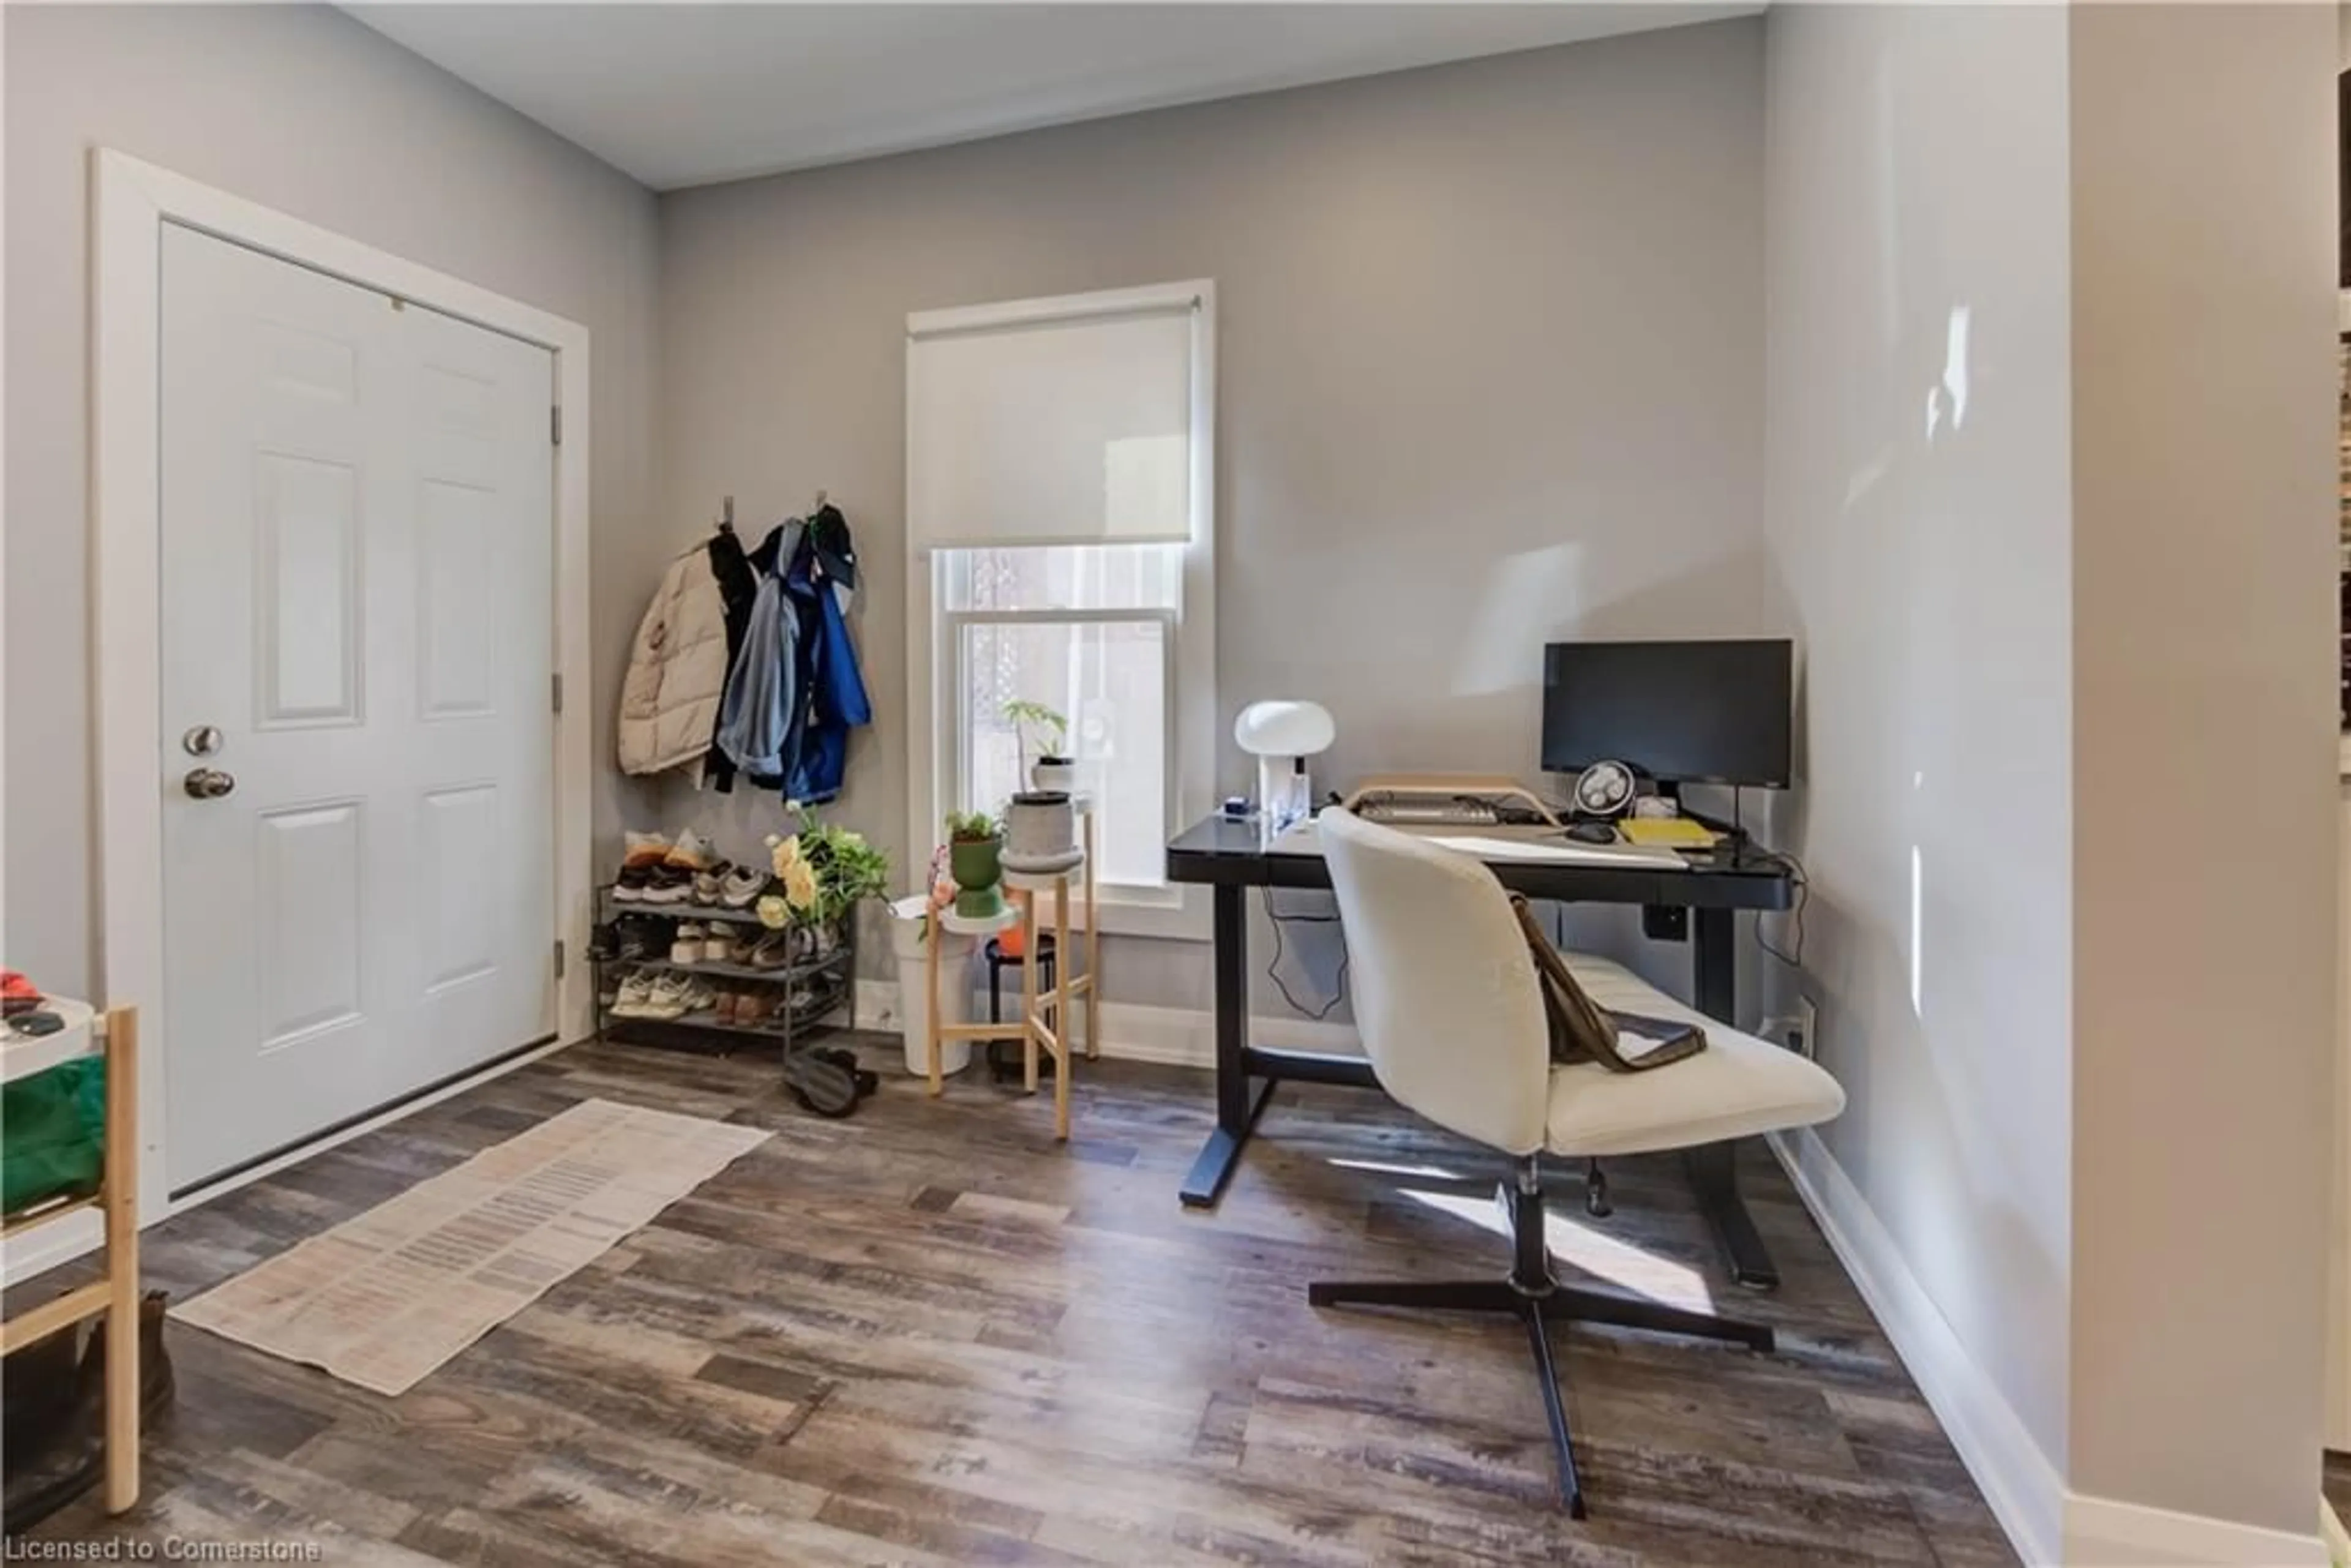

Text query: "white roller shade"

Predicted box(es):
[907, 283, 1208, 551]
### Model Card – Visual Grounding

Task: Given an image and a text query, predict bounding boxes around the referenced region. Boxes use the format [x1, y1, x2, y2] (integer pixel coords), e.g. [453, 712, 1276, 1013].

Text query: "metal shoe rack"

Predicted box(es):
[592, 885, 856, 1059]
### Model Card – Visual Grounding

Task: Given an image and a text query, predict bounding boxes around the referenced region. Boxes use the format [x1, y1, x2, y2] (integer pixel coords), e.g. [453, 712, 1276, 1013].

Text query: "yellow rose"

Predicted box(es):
[768, 834, 802, 877]
[784, 859, 819, 912]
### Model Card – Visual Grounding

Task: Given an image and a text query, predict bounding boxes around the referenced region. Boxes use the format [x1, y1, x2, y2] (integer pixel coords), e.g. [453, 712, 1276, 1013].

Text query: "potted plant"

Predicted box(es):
[1003, 699, 1075, 793]
[763, 804, 892, 958]
[945, 809, 1005, 918]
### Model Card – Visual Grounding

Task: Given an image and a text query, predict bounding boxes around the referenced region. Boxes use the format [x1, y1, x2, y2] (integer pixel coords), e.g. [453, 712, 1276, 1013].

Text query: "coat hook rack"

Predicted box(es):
[813, 489, 829, 510]
[718, 495, 735, 533]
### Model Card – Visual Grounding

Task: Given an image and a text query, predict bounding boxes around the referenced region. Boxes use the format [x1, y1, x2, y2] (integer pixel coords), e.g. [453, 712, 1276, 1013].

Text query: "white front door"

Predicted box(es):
[159, 223, 557, 1194]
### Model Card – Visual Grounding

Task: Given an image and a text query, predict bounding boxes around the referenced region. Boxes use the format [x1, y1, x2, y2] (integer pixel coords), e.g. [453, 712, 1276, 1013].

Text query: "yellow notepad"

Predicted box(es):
[1619, 817, 1719, 849]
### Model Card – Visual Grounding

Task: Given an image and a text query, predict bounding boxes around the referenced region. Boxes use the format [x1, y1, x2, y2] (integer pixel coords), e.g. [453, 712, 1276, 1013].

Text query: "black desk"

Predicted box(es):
[1165, 813, 1798, 1289]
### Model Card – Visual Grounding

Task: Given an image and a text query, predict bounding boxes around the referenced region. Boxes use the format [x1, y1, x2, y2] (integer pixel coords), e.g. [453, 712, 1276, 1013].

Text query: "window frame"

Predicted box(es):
[905, 279, 1216, 940]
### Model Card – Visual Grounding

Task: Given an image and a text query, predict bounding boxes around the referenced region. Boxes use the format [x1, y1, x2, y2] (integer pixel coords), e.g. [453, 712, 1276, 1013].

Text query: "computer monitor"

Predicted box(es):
[1540, 639, 1793, 789]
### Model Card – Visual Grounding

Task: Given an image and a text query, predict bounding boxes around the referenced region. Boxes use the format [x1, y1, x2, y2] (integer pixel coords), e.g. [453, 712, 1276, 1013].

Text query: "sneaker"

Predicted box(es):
[638, 973, 697, 1021]
[692, 860, 733, 906]
[610, 973, 659, 1018]
[745, 929, 795, 971]
[640, 865, 695, 904]
[665, 830, 719, 872]
[717, 866, 770, 909]
[671, 922, 707, 964]
[648, 975, 715, 1022]
[585, 921, 621, 962]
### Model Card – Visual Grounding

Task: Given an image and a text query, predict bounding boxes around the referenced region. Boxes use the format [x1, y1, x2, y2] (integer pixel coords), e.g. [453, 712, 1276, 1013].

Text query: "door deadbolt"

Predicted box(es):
[182, 726, 223, 757]
[182, 767, 236, 800]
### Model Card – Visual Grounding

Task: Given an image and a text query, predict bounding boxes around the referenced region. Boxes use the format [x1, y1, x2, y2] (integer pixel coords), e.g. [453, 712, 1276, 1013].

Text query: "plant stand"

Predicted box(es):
[926, 804, 1097, 1140]
[1, 1002, 141, 1514]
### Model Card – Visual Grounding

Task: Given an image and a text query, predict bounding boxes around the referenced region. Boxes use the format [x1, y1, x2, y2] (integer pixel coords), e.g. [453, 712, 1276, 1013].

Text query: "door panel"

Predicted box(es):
[253, 451, 364, 727]
[160, 223, 556, 1192]
[254, 800, 366, 1047]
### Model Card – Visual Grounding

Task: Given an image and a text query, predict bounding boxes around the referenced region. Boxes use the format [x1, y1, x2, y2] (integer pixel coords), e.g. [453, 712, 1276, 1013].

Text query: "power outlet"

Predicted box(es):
[1762, 998, 1820, 1059]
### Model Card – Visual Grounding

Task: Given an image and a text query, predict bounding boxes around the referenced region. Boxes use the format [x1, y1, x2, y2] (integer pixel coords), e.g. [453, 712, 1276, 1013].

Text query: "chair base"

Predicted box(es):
[1307, 1169, 1774, 1517]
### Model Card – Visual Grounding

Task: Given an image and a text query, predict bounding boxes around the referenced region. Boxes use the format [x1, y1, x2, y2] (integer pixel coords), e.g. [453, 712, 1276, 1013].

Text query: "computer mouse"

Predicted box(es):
[1566, 820, 1619, 845]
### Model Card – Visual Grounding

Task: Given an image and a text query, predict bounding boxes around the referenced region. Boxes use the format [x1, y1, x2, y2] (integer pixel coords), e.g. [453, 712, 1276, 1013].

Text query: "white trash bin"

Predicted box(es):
[890, 895, 975, 1076]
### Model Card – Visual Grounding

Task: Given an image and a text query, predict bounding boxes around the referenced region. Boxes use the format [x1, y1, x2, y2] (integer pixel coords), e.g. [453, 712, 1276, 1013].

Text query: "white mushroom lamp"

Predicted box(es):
[1234, 700, 1336, 834]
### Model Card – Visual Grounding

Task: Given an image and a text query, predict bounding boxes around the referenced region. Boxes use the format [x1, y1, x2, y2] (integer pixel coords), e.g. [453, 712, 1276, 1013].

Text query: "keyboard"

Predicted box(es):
[1355, 795, 1503, 827]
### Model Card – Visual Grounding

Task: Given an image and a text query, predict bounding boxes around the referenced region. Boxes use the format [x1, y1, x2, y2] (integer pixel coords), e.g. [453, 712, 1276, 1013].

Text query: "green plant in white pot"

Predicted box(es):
[1003, 699, 1075, 793]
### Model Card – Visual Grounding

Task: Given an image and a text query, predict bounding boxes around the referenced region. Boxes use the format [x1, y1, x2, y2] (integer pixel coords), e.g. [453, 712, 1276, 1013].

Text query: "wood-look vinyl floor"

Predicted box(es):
[12, 1037, 2014, 1566]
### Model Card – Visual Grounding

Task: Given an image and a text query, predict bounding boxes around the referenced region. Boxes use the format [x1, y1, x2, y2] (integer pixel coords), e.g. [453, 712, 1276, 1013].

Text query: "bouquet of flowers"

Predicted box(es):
[757, 802, 891, 936]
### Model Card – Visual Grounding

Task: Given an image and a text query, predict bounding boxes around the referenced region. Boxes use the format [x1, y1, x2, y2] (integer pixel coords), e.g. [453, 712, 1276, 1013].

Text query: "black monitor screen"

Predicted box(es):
[1540, 639, 1793, 788]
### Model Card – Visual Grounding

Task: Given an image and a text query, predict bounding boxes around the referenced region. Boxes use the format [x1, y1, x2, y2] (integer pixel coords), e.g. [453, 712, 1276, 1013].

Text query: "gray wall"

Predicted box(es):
[3, 4, 662, 1000]
[2064, 2, 2338, 1532]
[1764, 0, 2340, 1539]
[1762, 0, 2077, 1472]
[653, 19, 1770, 1007]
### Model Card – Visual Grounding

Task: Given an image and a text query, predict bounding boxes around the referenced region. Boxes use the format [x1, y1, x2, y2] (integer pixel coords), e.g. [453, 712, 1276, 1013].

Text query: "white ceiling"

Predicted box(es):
[347, 4, 1757, 191]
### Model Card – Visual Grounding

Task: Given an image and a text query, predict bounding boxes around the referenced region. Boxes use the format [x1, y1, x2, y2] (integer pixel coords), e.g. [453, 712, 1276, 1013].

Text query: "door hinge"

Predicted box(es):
[550, 404, 563, 446]
[551, 672, 564, 715]
[554, 940, 567, 980]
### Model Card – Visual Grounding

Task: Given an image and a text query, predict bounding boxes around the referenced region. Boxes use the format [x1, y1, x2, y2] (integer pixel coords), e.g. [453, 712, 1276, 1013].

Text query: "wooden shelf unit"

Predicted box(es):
[1, 1003, 141, 1514]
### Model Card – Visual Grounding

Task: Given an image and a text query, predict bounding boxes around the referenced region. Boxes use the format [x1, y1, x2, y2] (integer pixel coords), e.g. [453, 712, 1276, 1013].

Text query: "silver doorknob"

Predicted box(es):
[182, 767, 236, 800]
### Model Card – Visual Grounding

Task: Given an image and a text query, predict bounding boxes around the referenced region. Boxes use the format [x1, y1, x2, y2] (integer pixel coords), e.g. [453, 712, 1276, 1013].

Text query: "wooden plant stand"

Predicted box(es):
[925, 805, 1098, 1140]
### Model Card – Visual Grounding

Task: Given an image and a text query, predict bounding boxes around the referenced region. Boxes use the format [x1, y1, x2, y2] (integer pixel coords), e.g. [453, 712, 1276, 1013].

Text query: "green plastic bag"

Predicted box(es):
[1, 1059, 107, 1215]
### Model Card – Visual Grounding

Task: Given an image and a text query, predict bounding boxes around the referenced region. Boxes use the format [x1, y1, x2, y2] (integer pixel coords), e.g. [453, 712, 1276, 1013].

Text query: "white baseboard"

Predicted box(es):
[2063, 1493, 2327, 1566]
[850, 979, 1359, 1068]
[1769, 1127, 2331, 1567]
[1768, 1126, 2066, 1565]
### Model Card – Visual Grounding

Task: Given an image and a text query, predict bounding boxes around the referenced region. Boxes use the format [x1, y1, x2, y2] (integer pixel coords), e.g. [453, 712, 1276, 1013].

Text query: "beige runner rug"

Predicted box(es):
[174, 1098, 770, 1395]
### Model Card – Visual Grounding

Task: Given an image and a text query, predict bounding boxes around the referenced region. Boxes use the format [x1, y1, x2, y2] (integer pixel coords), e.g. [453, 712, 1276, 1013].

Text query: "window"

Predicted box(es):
[946, 544, 1179, 893]
[906, 282, 1215, 937]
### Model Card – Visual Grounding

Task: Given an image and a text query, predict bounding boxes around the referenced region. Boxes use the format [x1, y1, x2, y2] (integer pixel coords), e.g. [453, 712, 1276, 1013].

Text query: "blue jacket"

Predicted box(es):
[781, 541, 871, 803]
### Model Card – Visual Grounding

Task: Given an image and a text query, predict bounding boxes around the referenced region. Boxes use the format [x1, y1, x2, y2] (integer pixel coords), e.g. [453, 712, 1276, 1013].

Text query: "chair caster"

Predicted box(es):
[1584, 1158, 1611, 1218]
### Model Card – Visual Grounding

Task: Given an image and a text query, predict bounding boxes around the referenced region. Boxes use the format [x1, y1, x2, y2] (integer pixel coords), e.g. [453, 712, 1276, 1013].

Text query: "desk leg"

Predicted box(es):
[1689, 907, 1779, 1291]
[1181, 883, 1270, 1208]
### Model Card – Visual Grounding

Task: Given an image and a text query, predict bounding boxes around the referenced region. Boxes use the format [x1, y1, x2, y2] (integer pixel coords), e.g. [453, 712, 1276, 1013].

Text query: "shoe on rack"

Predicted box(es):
[665, 830, 719, 872]
[703, 926, 743, 964]
[745, 929, 795, 971]
[585, 921, 621, 962]
[615, 915, 665, 961]
[673, 977, 718, 1021]
[670, 922, 707, 964]
[617, 831, 671, 895]
[692, 860, 733, 906]
[610, 972, 659, 1018]
[637, 973, 697, 1021]
[718, 866, 770, 909]
[640, 865, 695, 905]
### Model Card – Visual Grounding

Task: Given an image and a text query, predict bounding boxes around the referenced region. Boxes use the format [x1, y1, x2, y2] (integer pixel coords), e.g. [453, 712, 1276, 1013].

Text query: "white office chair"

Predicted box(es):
[1313, 807, 1846, 1517]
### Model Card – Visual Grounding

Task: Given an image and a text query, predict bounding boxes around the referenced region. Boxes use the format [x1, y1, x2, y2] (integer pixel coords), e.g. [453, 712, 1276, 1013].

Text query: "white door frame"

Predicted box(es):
[92, 150, 594, 1223]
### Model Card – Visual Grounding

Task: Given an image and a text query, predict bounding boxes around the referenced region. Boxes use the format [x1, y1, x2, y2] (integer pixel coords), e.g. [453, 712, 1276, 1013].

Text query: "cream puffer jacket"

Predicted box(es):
[617, 546, 728, 775]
